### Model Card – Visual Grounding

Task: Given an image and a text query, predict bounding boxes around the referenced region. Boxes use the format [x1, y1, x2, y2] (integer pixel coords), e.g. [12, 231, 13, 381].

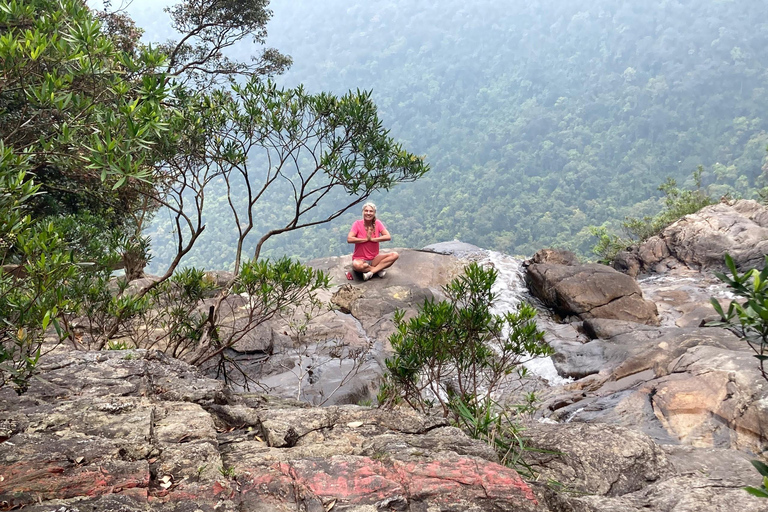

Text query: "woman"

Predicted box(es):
[347, 202, 399, 281]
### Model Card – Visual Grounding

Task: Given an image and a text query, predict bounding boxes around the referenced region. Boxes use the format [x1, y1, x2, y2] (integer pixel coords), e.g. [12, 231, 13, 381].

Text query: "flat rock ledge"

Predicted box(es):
[0, 350, 540, 512]
[2, 350, 766, 512]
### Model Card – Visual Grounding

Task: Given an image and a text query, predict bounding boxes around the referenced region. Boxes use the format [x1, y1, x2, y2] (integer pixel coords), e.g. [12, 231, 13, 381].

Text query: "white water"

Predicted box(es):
[480, 250, 572, 386]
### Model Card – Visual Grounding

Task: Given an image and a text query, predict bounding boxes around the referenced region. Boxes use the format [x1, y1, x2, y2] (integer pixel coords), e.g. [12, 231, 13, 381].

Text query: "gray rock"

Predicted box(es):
[524, 423, 768, 512]
[582, 318, 659, 340]
[421, 239, 485, 256]
[625, 200, 768, 273]
[526, 262, 659, 325]
[524, 422, 674, 496]
[528, 248, 581, 266]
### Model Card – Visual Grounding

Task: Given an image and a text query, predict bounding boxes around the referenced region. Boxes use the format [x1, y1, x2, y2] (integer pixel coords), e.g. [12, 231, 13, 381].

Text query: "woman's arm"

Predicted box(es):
[371, 222, 391, 242]
[347, 223, 370, 244]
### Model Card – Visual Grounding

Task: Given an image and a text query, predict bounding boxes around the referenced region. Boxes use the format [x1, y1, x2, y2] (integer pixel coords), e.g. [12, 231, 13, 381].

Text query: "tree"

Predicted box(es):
[0, 0, 430, 391]
[0, 0, 173, 202]
[160, 0, 290, 86]
[195, 79, 429, 274]
[709, 254, 768, 500]
[118, 78, 428, 371]
[0, 0, 178, 284]
[0, 0, 291, 278]
[0, 0, 176, 391]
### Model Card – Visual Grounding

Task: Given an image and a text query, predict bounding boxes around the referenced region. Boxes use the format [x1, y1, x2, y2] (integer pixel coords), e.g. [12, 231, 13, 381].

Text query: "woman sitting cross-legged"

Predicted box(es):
[347, 202, 399, 281]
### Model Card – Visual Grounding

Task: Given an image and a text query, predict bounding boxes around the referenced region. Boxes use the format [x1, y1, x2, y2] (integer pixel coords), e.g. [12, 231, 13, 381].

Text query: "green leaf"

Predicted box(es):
[112, 176, 126, 190]
[744, 486, 768, 498]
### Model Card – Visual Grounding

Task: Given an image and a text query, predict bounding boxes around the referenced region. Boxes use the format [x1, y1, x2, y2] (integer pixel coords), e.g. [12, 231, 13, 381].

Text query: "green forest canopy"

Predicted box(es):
[138, 0, 768, 271]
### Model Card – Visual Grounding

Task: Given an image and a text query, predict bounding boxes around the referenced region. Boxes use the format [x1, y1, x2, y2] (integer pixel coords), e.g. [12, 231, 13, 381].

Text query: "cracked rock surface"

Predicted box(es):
[3, 350, 763, 512]
[0, 350, 541, 511]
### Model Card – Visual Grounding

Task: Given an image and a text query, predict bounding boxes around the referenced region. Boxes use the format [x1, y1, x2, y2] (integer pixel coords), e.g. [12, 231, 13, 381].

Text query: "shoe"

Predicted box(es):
[377, 270, 387, 278]
[363, 271, 373, 281]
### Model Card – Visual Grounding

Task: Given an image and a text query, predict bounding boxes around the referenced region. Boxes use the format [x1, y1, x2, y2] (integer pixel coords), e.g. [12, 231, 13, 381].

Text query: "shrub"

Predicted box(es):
[588, 225, 628, 264]
[589, 167, 715, 262]
[709, 253, 768, 382]
[380, 262, 552, 470]
[0, 158, 76, 392]
[623, 166, 714, 241]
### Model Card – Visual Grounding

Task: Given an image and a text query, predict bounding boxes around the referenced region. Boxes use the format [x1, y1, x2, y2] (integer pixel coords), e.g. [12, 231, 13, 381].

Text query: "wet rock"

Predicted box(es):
[637, 269, 732, 329]
[542, 324, 768, 454]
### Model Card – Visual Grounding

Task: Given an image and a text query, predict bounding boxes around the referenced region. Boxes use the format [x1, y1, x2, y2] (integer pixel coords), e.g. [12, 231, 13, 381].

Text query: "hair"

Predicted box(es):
[362, 202, 377, 226]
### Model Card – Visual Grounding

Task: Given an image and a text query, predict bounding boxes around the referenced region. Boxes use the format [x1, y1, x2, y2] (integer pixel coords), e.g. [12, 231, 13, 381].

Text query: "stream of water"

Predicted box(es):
[481, 251, 573, 386]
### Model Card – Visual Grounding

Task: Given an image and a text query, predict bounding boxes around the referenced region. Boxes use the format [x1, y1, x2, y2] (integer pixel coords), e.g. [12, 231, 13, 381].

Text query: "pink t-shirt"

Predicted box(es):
[351, 219, 386, 260]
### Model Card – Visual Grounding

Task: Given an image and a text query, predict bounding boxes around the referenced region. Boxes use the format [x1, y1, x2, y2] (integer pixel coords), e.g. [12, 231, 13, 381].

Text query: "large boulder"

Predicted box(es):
[524, 422, 674, 497]
[317, 248, 463, 340]
[526, 255, 659, 325]
[617, 199, 768, 274]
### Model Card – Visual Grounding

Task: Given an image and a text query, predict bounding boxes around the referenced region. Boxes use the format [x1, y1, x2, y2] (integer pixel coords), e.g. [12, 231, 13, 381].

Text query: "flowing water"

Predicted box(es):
[481, 251, 573, 386]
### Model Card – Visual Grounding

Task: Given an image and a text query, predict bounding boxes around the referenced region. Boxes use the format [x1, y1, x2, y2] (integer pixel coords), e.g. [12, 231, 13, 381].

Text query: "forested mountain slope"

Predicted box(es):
[142, 0, 768, 270]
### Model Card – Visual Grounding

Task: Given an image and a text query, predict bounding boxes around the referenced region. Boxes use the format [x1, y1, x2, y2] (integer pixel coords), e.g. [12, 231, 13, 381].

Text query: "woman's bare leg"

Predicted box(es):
[368, 252, 399, 274]
[352, 252, 399, 277]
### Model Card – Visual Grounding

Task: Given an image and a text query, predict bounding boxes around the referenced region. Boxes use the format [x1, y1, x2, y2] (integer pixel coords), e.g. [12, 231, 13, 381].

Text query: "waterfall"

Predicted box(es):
[480, 250, 572, 386]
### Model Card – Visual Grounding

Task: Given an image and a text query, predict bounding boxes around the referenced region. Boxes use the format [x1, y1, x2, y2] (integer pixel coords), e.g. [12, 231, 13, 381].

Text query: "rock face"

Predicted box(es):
[209, 249, 465, 406]
[541, 323, 768, 453]
[4, 200, 768, 512]
[616, 199, 768, 274]
[525, 250, 659, 325]
[0, 350, 541, 511]
[520, 220, 768, 511]
[526, 423, 767, 512]
[2, 350, 764, 512]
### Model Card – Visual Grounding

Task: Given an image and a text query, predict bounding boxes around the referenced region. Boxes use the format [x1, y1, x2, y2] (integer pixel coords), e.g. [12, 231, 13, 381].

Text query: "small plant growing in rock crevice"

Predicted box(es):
[709, 254, 768, 499]
[219, 465, 237, 479]
[709, 253, 768, 382]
